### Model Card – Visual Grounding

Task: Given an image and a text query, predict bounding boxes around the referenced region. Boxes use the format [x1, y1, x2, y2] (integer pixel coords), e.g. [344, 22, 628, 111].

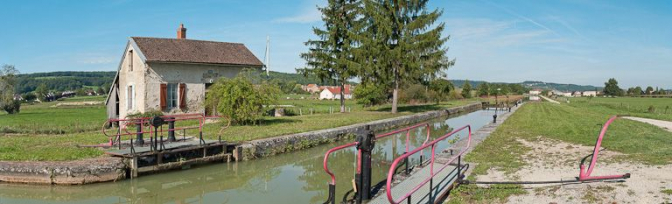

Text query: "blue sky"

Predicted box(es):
[1, 0, 670, 88]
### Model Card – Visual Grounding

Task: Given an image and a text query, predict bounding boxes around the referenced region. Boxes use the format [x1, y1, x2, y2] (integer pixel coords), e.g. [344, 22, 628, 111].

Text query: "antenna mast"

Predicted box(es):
[264, 36, 270, 76]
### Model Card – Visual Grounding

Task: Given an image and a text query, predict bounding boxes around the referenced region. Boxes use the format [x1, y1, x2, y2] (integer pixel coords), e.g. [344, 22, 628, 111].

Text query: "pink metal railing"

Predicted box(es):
[385, 125, 472, 204]
[322, 123, 431, 188]
[579, 115, 629, 181]
[101, 113, 221, 147]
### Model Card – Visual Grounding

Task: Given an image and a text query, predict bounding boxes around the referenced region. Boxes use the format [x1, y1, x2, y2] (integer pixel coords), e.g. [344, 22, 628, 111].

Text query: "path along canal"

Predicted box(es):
[0, 109, 501, 204]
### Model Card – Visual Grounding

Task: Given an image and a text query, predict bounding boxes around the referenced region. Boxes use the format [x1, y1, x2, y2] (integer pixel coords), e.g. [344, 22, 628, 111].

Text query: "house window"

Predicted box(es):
[167, 83, 178, 109]
[127, 85, 134, 110]
[128, 50, 133, 71]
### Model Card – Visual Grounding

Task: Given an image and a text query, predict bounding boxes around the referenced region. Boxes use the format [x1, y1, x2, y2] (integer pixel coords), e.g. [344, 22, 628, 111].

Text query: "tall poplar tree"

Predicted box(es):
[358, 0, 453, 113]
[299, 0, 361, 113]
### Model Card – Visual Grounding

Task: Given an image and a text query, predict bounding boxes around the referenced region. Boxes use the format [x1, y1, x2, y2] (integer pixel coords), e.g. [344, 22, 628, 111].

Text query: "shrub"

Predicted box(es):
[399, 84, 428, 104]
[648, 105, 656, 113]
[354, 83, 388, 107]
[1, 100, 21, 114]
[125, 109, 164, 127]
[206, 74, 280, 125]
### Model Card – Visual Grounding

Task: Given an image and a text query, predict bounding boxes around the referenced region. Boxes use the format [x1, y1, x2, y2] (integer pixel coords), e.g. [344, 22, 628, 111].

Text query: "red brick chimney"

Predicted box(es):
[177, 24, 187, 39]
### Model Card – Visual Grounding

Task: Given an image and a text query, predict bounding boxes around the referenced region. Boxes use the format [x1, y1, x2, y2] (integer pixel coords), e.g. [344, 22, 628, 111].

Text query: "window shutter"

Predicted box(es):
[160, 84, 167, 110]
[179, 83, 186, 109]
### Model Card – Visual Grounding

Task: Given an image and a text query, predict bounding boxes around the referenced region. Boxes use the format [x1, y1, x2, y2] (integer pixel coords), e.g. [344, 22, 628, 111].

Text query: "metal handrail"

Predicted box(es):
[322, 123, 431, 204]
[101, 113, 221, 147]
[579, 115, 627, 181]
[385, 125, 472, 204]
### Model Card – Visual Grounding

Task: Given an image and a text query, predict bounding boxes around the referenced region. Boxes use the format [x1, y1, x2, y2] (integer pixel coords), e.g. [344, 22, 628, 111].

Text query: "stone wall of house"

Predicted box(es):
[118, 44, 148, 120]
[144, 63, 260, 115]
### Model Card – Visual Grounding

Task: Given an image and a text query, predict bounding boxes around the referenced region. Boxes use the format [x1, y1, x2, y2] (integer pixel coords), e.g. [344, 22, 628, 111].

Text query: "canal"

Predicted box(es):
[0, 109, 499, 204]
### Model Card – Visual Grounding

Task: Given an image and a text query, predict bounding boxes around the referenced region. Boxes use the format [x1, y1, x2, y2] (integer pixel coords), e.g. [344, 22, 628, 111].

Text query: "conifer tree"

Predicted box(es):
[357, 0, 453, 113]
[299, 0, 361, 113]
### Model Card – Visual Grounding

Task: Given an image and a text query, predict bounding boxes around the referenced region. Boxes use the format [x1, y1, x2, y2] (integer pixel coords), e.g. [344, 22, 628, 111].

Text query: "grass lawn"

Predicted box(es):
[447, 99, 672, 203]
[0, 96, 107, 134]
[568, 97, 672, 121]
[0, 98, 480, 161]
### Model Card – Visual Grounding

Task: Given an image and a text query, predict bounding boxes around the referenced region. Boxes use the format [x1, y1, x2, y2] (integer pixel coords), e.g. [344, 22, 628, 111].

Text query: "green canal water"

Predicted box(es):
[0, 110, 498, 204]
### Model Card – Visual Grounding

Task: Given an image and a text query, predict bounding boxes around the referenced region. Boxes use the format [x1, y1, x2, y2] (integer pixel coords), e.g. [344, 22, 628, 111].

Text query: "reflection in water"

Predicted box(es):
[0, 110, 497, 204]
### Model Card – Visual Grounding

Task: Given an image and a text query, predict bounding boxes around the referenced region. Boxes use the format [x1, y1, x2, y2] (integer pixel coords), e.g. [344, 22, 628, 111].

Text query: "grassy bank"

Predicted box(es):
[447, 99, 672, 203]
[0, 96, 106, 134]
[0, 99, 479, 161]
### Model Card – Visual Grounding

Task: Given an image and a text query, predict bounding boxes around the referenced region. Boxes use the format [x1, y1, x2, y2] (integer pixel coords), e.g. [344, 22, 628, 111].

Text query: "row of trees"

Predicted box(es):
[626, 86, 668, 96]
[604, 78, 670, 97]
[474, 82, 528, 97]
[299, 0, 452, 113]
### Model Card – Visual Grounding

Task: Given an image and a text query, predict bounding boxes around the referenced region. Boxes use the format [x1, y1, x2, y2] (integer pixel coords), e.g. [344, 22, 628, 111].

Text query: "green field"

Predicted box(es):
[0, 97, 480, 161]
[0, 96, 107, 134]
[568, 97, 672, 121]
[447, 98, 672, 203]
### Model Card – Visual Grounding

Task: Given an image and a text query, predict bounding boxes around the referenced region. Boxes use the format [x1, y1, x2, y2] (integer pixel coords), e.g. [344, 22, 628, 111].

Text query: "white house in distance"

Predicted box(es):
[319, 86, 353, 100]
[105, 24, 264, 121]
[582, 91, 597, 97]
[529, 89, 542, 95]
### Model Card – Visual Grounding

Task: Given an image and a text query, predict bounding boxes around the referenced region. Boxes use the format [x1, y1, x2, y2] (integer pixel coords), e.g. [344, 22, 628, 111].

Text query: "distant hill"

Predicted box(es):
[450, 79, 601, 92]
[15, 71, 116, 93]
[14, 70, 335, 94]
[520, 81, 602, 92]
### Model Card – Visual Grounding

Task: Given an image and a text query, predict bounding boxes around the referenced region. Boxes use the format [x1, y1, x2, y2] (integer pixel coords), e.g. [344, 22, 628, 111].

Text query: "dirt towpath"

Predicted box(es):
[623, 116, 672, 132]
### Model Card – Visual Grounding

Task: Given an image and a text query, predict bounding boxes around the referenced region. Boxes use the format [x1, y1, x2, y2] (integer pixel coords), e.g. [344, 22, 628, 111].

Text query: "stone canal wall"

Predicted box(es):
[0, 157, 126, 185]
[239, 102, 482, 160]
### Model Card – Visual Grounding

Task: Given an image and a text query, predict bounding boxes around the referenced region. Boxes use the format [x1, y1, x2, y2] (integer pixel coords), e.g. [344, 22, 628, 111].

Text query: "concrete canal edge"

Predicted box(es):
[0, 102, 481, 185]
[237, 102, 482, 160]
[0, 157, 126, 185]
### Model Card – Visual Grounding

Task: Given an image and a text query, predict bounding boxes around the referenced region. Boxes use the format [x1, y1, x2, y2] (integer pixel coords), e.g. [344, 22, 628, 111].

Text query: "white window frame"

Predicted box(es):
[127, 84, 135, 110]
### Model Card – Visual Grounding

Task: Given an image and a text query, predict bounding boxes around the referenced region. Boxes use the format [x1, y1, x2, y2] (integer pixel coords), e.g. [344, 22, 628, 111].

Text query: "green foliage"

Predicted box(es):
[603, 78, 624, 96]
[125, 109, 164, 127]
[477, 82, 490, 97]
[1, 64, 19, 109]
[35, 83, 48, 100]
[354, 83, 387, 107]
[645, 86, 654, 95]
[461, 80, 472, 98]
[429, 79, 453, 104]
[399, 84, 428, 104]
[207, 75, 280, 125]
[299, 0, 361, 112]
[2, 100, 21, 114]
[357, 0, 453, 113]
[22, 92, 36, 101]
[14, 71, 115, 94]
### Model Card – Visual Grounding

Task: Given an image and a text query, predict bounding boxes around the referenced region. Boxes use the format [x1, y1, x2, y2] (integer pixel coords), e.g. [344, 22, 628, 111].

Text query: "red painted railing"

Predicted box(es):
[385, 125, 472, 204]
[322, 123, 431, 191]
[101, 113, 221, 147]
[579, 115, 629, 181]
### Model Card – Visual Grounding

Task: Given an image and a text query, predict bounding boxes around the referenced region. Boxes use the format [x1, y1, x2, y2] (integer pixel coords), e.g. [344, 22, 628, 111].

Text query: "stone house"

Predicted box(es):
[106, 24, 263, 121]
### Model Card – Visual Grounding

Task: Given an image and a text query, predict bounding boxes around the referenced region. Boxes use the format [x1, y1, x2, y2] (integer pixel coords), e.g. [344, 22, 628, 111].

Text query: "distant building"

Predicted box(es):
[582, 91, 597, 97]
[12, 94, 23, 101]
[105, 24, 263, 121]
[529, 89, 542, 95]
[302, 84, 320, 93]
[573, 91, 582, 97]
[319, 85, 353, 100]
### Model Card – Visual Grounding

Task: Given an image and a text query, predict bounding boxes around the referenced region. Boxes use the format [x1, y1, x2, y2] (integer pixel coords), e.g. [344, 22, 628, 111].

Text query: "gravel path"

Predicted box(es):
[623, 116, 672, 132]
[539, 95, 560, 104]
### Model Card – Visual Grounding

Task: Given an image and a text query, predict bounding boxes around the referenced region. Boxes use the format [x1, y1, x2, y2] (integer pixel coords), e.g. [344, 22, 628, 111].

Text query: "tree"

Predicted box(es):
[1, 64, 20, 114]
[358, 0, 453, 113]
[477, 82, 490, 97]
[205, 74, 280, 125]
[603, 78, 623, 96]
[645, 86, 654, 95]
[97, 86, 105, 95]
[35, 83, 48, 100]
[299, 0, 361, 113]
[633, 86, 642, 96]
[429, 79, 453, 104]
[461, 80, 472, 98]
[22, 93, 36, 101]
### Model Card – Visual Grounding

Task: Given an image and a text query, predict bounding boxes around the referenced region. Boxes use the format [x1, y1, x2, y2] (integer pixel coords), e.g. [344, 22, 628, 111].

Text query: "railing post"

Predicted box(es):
[136, 121, 144, 146]
[356, 125, 375, 203]
[168, 117, 176, 142]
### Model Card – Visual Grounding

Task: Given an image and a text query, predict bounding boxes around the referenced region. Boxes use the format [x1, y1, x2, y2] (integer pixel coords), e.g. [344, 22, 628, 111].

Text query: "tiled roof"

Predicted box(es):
[131, 37, 263, 66]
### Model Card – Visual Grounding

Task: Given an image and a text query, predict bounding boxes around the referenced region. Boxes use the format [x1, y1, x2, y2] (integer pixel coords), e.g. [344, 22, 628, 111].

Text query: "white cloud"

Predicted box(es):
[274, 0, 324, 23]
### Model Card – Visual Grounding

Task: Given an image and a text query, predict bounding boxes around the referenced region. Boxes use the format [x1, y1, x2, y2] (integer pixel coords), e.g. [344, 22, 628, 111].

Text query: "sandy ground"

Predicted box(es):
[476, 137, 672, 204]
[623, 117, 672, 133]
